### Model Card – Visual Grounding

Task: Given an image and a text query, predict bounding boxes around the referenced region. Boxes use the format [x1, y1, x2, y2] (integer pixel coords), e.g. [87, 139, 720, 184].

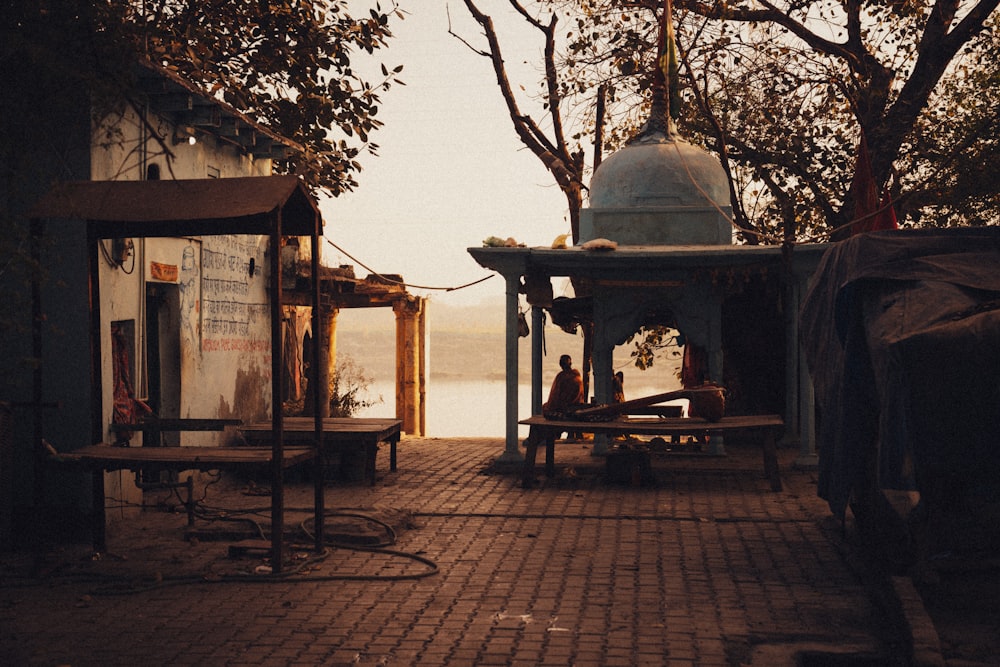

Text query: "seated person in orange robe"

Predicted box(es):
[542, 354, 585, 417]
[523, 354, 585, 487]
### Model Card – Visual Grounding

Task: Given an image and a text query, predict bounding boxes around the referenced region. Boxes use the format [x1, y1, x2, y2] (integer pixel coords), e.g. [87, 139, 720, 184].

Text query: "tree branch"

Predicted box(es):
[457, 0, 585, 239]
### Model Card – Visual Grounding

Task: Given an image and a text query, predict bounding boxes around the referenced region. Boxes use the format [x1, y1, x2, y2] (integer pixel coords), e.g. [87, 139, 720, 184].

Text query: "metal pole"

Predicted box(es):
[311, 220, 324, 553]
[269, 214, 285, 573]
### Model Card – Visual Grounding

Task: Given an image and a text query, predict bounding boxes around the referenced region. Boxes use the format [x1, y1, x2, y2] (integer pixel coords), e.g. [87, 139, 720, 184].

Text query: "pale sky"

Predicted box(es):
[320, 2, 574, 308]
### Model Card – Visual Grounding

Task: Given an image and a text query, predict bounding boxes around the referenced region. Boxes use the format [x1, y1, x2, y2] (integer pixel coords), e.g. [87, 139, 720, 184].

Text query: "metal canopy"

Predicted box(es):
[28, 175, 320, 238]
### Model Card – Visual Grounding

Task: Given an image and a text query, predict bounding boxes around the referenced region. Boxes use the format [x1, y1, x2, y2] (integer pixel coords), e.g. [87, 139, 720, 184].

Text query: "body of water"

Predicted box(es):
[355, 379, 686, 438]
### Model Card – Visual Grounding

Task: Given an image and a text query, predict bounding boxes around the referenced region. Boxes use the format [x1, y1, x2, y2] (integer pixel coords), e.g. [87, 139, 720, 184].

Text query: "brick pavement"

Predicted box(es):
[1, 437, 926, 666]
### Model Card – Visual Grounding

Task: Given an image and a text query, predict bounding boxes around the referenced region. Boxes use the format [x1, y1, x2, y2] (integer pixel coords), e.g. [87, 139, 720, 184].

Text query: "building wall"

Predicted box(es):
[87, 104, 277, 517]
[92, 103, 272, 182]
[1, 69, 292, 543]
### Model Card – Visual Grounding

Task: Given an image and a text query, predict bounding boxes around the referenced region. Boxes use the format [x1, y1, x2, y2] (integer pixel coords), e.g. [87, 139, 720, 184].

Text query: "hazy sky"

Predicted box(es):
[320, 2, 574, 308]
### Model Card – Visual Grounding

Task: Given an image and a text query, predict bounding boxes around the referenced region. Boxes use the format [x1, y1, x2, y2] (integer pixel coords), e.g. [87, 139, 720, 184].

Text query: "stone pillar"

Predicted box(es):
[531, 306, 544, 415]
[498, 274, 523, 462]
[590, 290, 618, 456]
[591, 340, 615, 456]
[394, 298, 424, 436]
[302, 306, 335, 418]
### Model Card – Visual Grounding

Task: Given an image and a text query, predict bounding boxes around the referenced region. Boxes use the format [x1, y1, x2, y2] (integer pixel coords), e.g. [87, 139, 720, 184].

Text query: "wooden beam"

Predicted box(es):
[186, 105, 223, 127]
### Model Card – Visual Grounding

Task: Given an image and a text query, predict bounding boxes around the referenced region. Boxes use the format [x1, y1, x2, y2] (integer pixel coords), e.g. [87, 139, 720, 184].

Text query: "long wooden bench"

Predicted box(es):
[61, 444, 317, 471]
[519, 414, 785, 491]
[57, 414, 322, 554]
[239, 417, 403, 486]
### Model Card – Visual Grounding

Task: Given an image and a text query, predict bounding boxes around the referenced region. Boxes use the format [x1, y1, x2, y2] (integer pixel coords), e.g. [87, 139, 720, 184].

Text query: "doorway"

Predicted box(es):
[145, 283, 181, 446]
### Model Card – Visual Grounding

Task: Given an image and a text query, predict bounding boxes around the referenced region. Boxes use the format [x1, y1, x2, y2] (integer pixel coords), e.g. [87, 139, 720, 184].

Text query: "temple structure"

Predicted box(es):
[469, 53, 826, 464]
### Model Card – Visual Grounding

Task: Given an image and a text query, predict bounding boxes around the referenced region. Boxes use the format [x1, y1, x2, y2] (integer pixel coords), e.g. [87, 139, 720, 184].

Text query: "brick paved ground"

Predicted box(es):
[1, 437, 925, 666]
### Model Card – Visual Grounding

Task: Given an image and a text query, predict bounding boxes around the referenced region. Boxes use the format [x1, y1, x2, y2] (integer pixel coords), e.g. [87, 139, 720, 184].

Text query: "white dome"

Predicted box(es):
[581, 130, 734, 246]
[589, 134, 731, 209]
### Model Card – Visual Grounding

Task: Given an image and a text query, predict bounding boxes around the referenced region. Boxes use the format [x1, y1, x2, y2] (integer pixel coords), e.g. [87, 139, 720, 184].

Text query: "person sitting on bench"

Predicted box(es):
[522, 354, 585, 486]
[542, 354, 585, 418]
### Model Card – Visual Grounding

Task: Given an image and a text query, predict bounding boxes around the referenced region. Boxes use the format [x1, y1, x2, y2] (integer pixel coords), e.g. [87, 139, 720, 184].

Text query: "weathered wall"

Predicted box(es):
[92, 104, 271, 181]
[2, 69, 287, 541]
[197, 234, 273, 426]
[87, 105, 276, 516]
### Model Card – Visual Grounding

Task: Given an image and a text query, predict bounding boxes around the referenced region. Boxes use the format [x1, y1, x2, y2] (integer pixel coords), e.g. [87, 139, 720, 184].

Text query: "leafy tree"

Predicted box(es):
[457, 0, 589, 242]
[457, 0, 599, 398]
[1, 1, 405, 383]
[460, 0, 1000, 391]
[560, 0, 1000, 240]
[460, 0, 1000, 242]
[1, 0, 405, 197]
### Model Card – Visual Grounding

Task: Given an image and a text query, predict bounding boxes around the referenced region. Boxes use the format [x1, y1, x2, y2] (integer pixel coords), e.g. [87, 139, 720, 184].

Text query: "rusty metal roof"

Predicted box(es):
[29, 175, 321, 238]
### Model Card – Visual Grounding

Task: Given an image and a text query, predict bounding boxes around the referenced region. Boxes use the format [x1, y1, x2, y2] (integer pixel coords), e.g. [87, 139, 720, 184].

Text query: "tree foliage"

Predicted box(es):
[461, 0, 1000, 243]
[0, 1, 404, 384]
[560, 0, 1000, 240]
[459, 0, 1000, 385]
[1, 0, 405, 196]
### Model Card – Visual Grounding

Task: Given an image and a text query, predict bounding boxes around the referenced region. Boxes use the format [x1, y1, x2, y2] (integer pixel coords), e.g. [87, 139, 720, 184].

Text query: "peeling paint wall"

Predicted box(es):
[196, 234, 273, 430]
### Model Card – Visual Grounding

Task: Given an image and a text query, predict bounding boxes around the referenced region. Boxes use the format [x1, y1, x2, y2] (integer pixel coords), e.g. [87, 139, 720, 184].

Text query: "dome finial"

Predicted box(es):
[632, 0, 679, 143]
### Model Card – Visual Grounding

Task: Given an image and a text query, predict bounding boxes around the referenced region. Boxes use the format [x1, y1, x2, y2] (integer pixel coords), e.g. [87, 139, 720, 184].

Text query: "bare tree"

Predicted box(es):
[454, 1, 588, 242]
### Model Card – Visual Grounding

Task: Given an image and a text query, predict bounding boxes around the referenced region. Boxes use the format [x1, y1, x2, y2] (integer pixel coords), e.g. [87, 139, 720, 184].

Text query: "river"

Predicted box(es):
[336, 307, 684, 437]
[354, 378, 686, 438]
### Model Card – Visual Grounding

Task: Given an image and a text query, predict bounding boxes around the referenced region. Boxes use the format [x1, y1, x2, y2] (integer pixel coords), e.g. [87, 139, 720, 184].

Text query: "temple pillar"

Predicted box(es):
[591, 288, 628, 456]
[498, 274, 523, 462]
[394, 298, 426, 436]
[303, 306, 336, 418]
[591, 340, 615, 456]
[531, 306, 544, 415]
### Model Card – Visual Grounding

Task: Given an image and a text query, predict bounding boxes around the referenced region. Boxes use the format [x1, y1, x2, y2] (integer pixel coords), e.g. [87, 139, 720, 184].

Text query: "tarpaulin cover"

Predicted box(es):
[800, 228, 1000, 517]
[28, 175, 320, 238]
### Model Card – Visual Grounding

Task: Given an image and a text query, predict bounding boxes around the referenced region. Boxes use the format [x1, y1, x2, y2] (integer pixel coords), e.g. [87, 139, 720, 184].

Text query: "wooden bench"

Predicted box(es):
[239, 417, 403, 486]
[519, 414, 785, 491]
[61, 444, 317, 471]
